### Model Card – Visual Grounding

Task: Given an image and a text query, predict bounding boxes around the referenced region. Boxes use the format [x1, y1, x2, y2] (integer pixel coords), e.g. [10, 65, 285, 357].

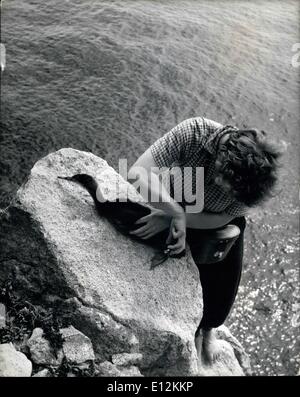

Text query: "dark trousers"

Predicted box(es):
[186, 217, 246, 335]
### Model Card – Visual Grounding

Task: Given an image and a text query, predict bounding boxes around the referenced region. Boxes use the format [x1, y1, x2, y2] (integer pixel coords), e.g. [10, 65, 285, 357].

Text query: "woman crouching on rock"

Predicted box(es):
[128, 117, 282, 368]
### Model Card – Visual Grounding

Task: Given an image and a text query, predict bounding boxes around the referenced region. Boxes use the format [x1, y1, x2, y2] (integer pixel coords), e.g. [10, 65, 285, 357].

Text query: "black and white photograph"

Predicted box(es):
[0, 0, 299, 380]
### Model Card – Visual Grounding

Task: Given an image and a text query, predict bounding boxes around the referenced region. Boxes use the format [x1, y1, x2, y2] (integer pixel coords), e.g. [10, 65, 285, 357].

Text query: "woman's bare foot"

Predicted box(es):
[195, 328, 228, 372]
[202, 328, 225, 364]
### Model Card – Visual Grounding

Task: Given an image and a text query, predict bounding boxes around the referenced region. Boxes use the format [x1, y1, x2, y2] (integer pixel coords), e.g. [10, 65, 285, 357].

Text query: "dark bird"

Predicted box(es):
[58, 174, 185, 269]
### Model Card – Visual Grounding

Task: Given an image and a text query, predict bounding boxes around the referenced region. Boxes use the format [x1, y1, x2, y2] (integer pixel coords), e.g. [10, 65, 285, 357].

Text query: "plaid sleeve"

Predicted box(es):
[224, 201, 249, 217]
[150, 118, 206, 168]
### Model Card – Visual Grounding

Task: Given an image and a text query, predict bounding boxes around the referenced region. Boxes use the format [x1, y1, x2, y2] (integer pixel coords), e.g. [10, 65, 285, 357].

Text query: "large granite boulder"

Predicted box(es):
[0, 148, 248, 376]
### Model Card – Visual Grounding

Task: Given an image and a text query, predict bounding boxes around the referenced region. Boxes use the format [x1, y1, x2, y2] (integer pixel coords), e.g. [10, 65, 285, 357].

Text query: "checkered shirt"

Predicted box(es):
[150, 117, 249, 217]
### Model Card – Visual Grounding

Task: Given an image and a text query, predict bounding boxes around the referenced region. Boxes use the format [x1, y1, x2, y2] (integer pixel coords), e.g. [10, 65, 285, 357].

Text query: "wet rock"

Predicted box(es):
[60, 325, 95, 364]
[111, 353, 143, 367]
[0, 343, 32, 377]
[27, 328, 63, 366]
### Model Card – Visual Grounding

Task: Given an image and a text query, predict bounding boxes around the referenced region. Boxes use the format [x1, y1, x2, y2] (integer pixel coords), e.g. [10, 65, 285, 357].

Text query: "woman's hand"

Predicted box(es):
[166, 213, 186, 255]
[130, 208, 171, 239]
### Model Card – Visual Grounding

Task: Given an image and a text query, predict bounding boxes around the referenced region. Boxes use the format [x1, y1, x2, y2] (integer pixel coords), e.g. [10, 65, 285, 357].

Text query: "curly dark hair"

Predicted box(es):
[216, 129, 283, 207]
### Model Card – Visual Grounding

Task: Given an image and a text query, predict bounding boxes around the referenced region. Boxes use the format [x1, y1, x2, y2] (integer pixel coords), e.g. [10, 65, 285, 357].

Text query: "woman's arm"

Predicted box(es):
[128, 148, 186, 254]
[129, 149, 236, 231]
[128, 147, 184, 217]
